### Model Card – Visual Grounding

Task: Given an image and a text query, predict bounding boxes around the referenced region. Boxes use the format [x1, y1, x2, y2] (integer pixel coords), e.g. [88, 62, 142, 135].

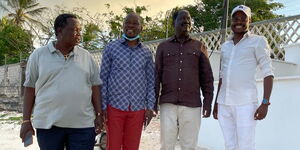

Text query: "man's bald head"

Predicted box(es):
[123, 12, 143, 38]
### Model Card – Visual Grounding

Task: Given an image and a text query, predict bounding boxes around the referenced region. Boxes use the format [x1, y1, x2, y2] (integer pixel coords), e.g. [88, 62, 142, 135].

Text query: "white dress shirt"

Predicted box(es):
[217, 32, 274, 105]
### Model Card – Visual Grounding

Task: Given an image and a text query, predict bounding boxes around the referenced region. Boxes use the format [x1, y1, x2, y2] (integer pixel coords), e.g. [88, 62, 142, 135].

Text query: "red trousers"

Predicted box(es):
[106, 105, 145, 150]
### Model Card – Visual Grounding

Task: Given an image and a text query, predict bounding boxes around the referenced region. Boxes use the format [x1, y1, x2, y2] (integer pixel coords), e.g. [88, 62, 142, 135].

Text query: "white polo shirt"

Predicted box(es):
[24, 41, 102, 129]
[217, 32, 274, 105]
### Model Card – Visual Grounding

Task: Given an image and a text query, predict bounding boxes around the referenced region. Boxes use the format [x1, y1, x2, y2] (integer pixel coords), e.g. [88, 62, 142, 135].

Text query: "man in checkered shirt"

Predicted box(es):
[100, 12, 155, 150]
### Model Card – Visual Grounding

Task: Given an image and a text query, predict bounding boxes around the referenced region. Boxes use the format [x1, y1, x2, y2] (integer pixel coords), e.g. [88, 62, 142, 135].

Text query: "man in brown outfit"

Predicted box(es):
[155, 10, 214, 150]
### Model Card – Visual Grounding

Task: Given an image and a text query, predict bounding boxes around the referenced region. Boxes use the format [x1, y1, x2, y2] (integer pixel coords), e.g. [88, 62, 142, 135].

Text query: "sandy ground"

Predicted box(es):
[0, 111, 206, 150]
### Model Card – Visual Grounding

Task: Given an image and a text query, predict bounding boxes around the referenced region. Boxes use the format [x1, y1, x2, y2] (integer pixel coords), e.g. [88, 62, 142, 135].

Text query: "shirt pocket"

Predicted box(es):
[163, 50, 178, 66]
[133, 51, 147, 69]
[186, 50, 201, 68]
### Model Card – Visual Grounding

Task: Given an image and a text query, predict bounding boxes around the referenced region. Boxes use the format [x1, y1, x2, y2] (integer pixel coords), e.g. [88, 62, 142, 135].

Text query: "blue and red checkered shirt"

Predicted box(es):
[100, 38, 155, 111]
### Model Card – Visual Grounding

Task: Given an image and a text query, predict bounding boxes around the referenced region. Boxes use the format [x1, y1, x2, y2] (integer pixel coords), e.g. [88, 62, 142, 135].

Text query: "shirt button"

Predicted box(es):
[178, 88, 181, 91]
[179, 68, 182, 71]
[179, 78, 181, 81]
[180, 60, 183, 63]
[180, 53, 183, 55]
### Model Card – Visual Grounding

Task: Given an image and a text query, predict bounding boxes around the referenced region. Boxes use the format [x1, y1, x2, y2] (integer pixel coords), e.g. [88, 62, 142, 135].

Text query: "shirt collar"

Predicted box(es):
[168, 35, 193, 43]
[48, 41, 77, 55]
[48, 41, 57, 53]
[228, 31, 251, 41]
[120, 37, 143, 48]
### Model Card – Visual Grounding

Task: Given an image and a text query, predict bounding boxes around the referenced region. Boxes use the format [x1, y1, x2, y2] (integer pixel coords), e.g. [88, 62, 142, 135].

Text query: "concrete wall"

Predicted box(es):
[197, 77, 300, 150]
[284, 42, 300, 76]
[0, 63, 21, 86]
[0, 63, 21, 97]
[207, 50, 298, 80]
[0, 97, 22, 112]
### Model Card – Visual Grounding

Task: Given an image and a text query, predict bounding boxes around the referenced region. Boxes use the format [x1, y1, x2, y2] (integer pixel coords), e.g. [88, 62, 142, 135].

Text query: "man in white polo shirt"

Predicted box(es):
[213, 5, 274, 150]
[19, 14, 102, 150]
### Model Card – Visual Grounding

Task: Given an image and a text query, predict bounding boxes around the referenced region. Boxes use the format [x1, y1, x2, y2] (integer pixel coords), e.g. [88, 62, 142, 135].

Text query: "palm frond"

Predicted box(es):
[25, 7, 48, 17]
[23, 15, 45, 28]
[1, 0, 47, 27]
[7, 0, 19, 10]
[19, 0, 34, 9]
[0, 2, 12, 13]
[22, 0, 38, 8]
[24, 1, 40, 10]
[7, 13, 16, 17]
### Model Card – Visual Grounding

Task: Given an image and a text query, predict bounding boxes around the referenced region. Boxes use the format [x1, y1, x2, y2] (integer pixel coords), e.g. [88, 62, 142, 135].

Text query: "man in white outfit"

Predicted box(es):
[213, 5, 274, 150]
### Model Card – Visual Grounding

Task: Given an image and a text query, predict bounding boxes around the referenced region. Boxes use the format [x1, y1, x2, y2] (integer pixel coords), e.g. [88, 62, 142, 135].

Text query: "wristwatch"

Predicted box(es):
[262, 98, 270, 105]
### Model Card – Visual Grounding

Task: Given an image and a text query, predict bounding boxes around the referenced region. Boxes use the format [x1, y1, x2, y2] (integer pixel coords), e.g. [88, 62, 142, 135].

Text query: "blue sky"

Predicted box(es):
[274, 0, 300, 16]
[38, 0, 300, 17]
[0, 0, 299, 18]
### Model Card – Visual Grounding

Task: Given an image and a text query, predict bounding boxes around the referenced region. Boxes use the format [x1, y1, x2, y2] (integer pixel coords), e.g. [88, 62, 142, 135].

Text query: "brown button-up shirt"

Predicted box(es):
[155, 36, 214, 109]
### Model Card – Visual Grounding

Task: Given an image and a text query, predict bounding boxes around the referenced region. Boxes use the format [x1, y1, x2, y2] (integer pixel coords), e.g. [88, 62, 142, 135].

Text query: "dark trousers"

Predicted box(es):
[36, 126, 96, 150]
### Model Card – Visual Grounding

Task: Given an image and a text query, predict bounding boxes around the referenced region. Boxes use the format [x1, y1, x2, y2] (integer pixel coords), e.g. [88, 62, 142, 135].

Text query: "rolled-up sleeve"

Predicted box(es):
[23, 51, 38, 88]
[219, 49, 224, 79]
[255, 37, 274, 78]
[90, 55, 102, 86]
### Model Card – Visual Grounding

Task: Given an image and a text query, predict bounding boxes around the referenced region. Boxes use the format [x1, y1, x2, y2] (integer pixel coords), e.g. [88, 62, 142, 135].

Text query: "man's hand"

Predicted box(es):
[144, 110, 154, 130]
[154, 105, 159, 115]
[254, 104, 269, 120]
[202, 107, 211, 118]
[213, 103, 218, 120]
[21, 87, 35, 142]
[94, 115, 103, 134]
[20, 121, 35, 142]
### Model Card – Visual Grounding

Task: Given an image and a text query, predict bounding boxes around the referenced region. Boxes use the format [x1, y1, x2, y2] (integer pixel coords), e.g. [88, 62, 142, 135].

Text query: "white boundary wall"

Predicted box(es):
[198, 77, 300, 150]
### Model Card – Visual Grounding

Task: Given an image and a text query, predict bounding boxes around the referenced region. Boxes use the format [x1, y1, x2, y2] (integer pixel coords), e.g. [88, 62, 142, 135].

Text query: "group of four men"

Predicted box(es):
[20, 4, 273, 150]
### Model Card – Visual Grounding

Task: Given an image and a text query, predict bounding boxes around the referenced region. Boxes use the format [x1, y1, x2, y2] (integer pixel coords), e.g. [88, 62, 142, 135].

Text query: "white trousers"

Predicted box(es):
[218, 103, 257, 150]
[160, 103, 201, 150]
